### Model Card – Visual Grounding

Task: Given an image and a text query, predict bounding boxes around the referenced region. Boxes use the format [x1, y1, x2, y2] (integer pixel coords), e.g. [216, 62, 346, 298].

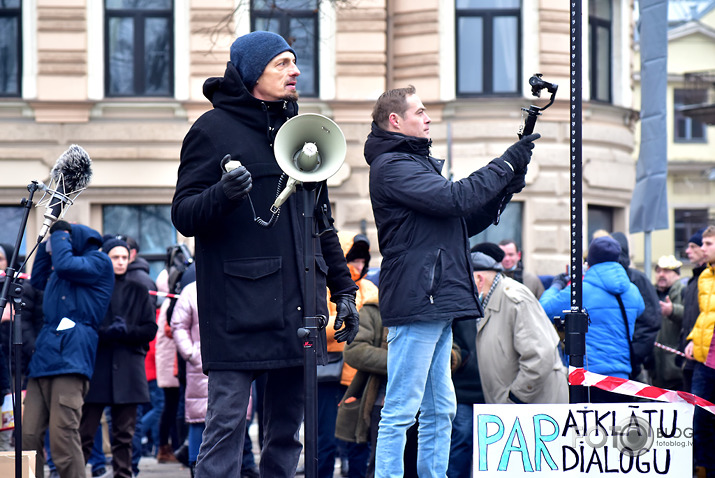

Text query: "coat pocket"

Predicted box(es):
[224, 257, 284, 333]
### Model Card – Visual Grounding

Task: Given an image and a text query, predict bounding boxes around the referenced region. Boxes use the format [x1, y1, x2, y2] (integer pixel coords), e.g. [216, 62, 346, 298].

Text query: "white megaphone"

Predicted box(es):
[271, 113, 347, 212]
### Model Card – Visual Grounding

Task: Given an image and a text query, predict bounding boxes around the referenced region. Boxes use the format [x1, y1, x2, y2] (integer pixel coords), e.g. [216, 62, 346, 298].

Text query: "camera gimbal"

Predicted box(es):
[518, 73, 558, 138]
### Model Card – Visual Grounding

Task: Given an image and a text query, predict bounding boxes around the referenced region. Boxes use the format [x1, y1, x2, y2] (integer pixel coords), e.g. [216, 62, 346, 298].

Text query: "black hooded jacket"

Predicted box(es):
[611, 232, 661, 375]
[364, 123, 515, 326]
[172, 63, 355, 370]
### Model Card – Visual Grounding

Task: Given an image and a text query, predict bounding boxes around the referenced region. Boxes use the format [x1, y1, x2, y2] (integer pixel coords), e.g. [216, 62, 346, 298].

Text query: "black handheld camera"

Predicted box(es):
[518, 74, 558, 138]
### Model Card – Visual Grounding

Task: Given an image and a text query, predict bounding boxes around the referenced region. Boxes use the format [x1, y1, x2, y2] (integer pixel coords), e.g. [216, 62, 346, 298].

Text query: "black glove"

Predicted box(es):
[49, 220, 72, 235]
[101, 316, 128, 340]
[551, 272, 570, 291]
[500, 133, 540, 175]
[332, 294, 359, 344]
[504, 172, 526, 195]
[219, 154, 252, 201]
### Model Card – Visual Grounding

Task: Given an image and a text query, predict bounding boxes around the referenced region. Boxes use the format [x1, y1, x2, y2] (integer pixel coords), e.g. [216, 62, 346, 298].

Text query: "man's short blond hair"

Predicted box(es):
[703, 225, 715, 239]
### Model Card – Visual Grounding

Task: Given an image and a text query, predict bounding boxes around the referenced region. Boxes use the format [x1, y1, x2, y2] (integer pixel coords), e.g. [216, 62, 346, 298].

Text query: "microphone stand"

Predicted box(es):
[296, 186, 326, 478]
[0, 181, 39, 478]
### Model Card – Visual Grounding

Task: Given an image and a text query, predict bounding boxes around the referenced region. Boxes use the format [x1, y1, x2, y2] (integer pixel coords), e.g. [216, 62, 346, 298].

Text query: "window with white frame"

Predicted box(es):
[251, 0, 319, 98]
[674, 89, 707, 143]
[0, 0, 21, 97]
[455, 0, 521, 97]
[104, 0, 174, 97]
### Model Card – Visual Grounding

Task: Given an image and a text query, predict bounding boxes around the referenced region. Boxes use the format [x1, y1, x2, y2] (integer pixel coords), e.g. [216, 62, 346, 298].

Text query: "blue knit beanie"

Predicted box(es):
[230, 31, 295, 90]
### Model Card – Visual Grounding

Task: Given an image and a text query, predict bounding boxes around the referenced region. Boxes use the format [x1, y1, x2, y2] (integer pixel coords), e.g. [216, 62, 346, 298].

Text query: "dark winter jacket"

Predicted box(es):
[126, 256, 158, 306]
[364, 123, 514, 326]
[85, 273, 158, 404]
[451, 319, 485, 404]
[28, 225, 114, 380]
[540, 261, 645, 378]
[0, 275, 43, 384]
[611, 232, 661, 376]
[172, 62, 356, 371]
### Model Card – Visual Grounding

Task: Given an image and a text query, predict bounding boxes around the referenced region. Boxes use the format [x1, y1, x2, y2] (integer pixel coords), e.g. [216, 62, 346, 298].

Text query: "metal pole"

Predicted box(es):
[299, 187, 320, 478]
[566, 0, 590, 404]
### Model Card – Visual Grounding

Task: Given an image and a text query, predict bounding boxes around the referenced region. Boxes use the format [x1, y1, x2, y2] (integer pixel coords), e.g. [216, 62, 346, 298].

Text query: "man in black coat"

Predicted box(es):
[364, 85, 539, 477]
[171, 31, 359, 478]
[611, 232, 661, 380]
[79, 237, 158, 478]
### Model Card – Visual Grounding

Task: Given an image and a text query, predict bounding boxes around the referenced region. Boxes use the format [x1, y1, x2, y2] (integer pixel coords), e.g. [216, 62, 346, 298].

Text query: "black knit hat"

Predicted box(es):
[587, 236, 621, 266]
[102, 237, 130, 255]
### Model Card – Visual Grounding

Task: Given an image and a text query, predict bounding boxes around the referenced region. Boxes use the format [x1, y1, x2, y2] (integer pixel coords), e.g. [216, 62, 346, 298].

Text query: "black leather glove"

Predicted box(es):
[504, 172, 526, 195]
[219, 154, 252, 201]
[551, 272, 570, 291]
[101, 316, 128, 340]
[500, 133, 540, 175]
[332, 294, 359, 344]
[49, 220, 72, 235]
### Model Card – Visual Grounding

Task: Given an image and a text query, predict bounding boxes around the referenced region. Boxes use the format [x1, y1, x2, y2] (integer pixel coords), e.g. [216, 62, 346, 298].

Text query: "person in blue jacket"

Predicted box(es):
[364, 85, 539, 477]
[23, 220, 114, 478]
[540, 235, 645, 402]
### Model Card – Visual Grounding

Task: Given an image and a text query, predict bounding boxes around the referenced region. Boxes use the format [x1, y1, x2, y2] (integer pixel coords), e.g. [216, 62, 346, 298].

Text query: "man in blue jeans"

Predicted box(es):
[364, 85, 539, 477]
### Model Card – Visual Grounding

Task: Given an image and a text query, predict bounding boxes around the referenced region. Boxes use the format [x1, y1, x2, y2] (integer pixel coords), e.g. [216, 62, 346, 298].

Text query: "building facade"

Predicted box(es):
[0, 0, 639, 277]
[631, 1, 715, 271]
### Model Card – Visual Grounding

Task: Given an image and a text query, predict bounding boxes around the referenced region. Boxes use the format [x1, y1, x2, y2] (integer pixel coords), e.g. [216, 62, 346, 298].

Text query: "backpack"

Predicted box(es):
[165, 243, 193, 321]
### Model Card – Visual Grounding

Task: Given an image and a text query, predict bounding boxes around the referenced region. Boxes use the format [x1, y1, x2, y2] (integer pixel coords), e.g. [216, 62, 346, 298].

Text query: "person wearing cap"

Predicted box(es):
[23, 221, 114, 478]
[540, 236, 644, 402]
[470, 243, 567, 407]
[649, 255, 685, 390]
[172, 30, 359, 477]
[364, 85, 539, 477]
[680, 227, 707, 392]
[684, 225, 715, 477]
[78, 237, 158, 478]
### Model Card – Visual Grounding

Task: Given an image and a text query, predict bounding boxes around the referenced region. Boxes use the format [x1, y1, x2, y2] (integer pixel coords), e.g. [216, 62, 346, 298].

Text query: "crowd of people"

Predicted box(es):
[0, 28, 713, 478]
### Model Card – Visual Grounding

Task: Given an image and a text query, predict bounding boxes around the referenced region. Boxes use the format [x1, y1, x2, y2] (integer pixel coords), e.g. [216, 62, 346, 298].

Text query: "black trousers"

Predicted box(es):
[80, 403, 138, 478]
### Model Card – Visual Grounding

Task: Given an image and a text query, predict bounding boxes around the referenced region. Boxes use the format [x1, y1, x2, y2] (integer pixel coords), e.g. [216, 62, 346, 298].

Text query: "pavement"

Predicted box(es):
[39, 422, 348, 478]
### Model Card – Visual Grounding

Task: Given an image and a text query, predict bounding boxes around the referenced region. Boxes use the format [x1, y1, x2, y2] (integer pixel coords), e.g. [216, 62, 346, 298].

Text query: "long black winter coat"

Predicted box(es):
[172, 62, 355, 371]
[85, 274, 157, 404]
[364, 123, 516, 326]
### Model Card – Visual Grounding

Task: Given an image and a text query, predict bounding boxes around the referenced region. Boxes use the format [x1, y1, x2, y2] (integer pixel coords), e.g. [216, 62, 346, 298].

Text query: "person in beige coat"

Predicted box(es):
[471, 243, 568, 404]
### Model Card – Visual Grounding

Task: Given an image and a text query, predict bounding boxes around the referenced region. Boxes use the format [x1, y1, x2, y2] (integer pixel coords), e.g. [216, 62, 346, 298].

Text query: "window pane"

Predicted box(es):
[108, 17, 135, 95]
[457, 0, 519, 8]
[587, 205, 614, 242]
[457, 17, 483, 94]
[254, 18, 280, 32]
[289, 17, 315, 96]
[0, 206, 26, 258]
[595, 25, 610, 101]
[0, 17, 19, 95]
[253, 0, 318, 9]
[144, 17, 170, 95]
[589, 0, 611, 19]
[469, 202, 523, 247]
[492, 16, 517, 93]
[107, 0, 171, 10]
[102, 205, 175, 256]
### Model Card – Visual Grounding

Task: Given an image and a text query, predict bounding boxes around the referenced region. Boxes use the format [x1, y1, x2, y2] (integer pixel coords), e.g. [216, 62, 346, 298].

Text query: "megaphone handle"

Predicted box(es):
[271, 177, 300, 213]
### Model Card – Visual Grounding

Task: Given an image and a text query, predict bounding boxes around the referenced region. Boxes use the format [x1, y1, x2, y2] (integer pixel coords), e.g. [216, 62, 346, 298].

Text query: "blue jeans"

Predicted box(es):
[317, 381, 346, 478]
[189, 422, 205, 464]
[447, 403, 473, 478]
[691, 362, 715, 470]
[375, 321, 456, 478]
[140, 379, 164, 456]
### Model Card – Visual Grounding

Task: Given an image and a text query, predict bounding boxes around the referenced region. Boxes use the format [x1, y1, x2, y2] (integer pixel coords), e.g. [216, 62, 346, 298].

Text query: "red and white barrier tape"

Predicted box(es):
[654, 341, 687, 358]
[0, 271, 30, 280]
[149, 290, 179, 299]
[568, 366, 715, 416]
